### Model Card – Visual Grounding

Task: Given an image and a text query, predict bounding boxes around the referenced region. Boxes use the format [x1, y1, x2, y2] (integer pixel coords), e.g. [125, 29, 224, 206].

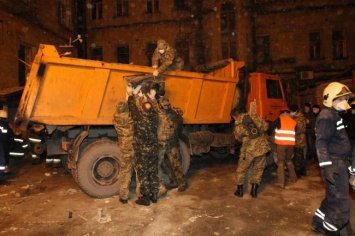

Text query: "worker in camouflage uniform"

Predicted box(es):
[127, 85, 159, 206]
[113, 101, 140, 204]
[233, 101, 270, 198]
[149, 94, 188, 193]
[290, 104, 307, 178]
[152, 39, 184, 77]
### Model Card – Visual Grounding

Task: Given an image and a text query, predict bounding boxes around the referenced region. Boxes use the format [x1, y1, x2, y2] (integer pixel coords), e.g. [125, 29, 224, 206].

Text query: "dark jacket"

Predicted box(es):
[315, 107, 351, 167]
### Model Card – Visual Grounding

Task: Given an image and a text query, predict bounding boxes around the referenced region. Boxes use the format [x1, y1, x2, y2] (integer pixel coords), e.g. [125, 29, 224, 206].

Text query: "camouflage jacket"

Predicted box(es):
[150, 98, 180, 144]
[113, 107, 134, 148]
[152, 46, 183, 73]
[127, 96, 158, 146]
[293, 112, 307, 148]
[234, 113, 271, 157]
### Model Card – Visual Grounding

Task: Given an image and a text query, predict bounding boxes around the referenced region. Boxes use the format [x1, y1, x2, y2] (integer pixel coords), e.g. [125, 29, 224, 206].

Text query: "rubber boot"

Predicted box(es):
[234, 185, 243, 197]
[250, 183, 259, 198]
[135, 194, 150, 206]
[150, 193, 158, 203]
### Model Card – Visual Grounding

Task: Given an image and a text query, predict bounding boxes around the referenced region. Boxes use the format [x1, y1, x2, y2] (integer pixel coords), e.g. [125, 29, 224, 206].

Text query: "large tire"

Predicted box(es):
[179, 139, 190, 175]
[76, 139, 121, 198]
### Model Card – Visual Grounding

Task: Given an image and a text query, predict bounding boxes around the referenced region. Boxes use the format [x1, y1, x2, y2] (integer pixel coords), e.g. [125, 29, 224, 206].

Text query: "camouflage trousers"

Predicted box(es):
[293, 147, 306, 172]
[235, 152, 266, 185]
[158, 140, 186, 187]
[134, 145, 159, 196]
[118, 150, 140, 200]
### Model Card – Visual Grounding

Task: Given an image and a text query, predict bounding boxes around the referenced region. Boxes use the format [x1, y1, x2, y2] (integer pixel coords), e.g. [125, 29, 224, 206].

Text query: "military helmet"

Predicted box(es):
[116, 102, 128, 113]
[0, 110, 8, 119]
[157, 39, 168, 50]
[323, 82, 354, 107]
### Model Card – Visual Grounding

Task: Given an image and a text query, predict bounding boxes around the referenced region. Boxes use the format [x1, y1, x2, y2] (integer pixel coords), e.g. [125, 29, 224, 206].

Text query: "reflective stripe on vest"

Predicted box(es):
[274, 116, 296, 145]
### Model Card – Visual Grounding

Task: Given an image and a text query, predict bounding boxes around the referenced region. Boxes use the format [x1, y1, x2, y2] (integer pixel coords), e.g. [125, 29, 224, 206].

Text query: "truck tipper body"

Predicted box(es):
[14, 44, 286, 198]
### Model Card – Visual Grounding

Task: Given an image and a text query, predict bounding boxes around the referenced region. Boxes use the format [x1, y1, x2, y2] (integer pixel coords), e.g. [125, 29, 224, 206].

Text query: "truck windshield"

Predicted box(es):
[266, 79, 283, 99]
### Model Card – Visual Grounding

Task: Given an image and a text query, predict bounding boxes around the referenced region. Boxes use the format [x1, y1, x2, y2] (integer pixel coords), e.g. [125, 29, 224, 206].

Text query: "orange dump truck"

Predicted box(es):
[14, 44, 286, 198]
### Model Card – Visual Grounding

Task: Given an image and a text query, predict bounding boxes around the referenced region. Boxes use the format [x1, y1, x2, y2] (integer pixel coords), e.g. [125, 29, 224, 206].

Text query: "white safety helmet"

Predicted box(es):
[0, 110, 8, 119]
[323, 82, 354, 108]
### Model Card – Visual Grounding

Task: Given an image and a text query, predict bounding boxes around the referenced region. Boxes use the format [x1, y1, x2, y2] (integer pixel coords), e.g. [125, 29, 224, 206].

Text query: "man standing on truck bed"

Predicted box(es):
[152, 39, 184, 77]
[127, 84, 159, 206]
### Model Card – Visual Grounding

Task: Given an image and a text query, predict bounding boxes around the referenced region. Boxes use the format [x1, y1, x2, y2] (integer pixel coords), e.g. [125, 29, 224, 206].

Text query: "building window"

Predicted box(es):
[146, 42, 157, 66]
[221, 41, 237, 60]
[332, 30, 346, 59]
[174, 0, 188, 11]
[91, 47, 103, 61]
[175, 40, 189, 67]
[256, 36, 270, 63]
[117, 45, 129, 64]
[309, 32, 321, 60]
[221, 1, 236, 35]
[147, 0, 159, 13]
[58, 0, 72, 29]
[91, 0, 102, 20]
[117, 0, 129, 16]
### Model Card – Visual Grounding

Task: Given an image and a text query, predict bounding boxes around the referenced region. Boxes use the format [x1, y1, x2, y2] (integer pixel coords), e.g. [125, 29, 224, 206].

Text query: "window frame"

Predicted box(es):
[117, 45, 130, 64]
[117, 0, 129, 17]
[146, 0, 159, 14]
[309, 31, 322, 60]
[91, 0, 103, 20]
[256, 35, 271, 64]
[332, 29, 346, 60]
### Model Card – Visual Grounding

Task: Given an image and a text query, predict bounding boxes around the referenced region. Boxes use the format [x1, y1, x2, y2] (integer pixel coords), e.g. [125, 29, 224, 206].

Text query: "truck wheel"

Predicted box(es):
[76, 139, 121, 198]
[179, 139, 190, 175]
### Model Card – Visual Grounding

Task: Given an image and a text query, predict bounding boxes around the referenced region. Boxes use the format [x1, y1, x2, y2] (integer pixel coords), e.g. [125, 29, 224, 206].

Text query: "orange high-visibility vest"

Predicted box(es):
[274, 116, 296, 145]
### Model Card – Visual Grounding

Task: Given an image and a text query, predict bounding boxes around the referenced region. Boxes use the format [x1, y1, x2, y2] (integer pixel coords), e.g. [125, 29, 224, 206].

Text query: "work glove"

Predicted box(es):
[153, 70, 159, 77]
[138, 90, 143, 97]
[152, 65, 158, 69]
[147, 89, 156, 100]
[132, 85, 142, 95]
[323, 165, 337, 185]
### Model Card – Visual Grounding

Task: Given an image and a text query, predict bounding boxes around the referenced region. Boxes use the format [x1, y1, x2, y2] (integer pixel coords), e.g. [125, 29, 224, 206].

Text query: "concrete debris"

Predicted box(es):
[65, 188, 78, 195]
[97, 208, 111, 224]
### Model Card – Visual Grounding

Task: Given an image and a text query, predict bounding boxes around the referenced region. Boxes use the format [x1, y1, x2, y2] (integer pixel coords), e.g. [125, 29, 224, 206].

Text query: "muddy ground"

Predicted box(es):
[0, 155, 354, 236]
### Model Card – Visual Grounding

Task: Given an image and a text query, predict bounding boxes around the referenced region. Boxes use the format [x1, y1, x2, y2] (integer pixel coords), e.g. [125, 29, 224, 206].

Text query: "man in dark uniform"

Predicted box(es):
[311, 82, 354, 236]
[127, 85, 159, 206]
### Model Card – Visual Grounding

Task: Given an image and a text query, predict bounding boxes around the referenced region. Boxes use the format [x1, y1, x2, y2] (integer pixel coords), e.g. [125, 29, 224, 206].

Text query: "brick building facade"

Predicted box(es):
[0, 0, 354, 107]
